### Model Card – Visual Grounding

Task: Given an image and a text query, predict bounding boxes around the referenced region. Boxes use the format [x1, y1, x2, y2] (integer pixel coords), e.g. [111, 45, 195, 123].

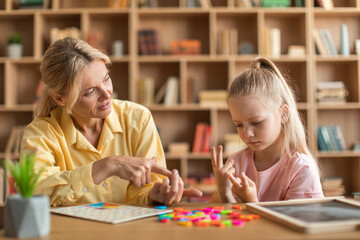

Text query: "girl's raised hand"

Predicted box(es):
[211, 145, 236, 202]
[228, 172, 258, 203]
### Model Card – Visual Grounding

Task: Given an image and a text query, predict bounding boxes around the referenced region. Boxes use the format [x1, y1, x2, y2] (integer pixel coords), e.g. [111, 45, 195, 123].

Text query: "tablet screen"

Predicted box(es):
[264, 200, 360, 222]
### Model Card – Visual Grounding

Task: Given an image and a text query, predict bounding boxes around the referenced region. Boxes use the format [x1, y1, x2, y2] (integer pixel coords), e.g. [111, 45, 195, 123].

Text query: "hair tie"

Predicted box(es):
[251, 61, 261, 69]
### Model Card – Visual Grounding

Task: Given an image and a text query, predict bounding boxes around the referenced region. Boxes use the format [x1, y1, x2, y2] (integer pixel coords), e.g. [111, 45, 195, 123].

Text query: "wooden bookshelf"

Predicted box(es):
[1, 0, 360, 196]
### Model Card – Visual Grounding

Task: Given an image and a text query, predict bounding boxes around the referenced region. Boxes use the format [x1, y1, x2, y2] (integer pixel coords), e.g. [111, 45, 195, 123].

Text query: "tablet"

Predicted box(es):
[246, 197, 360, 234]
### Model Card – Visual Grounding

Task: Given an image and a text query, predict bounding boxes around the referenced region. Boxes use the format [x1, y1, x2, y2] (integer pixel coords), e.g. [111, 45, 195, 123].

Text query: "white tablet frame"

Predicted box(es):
[246, 197, 360, 234]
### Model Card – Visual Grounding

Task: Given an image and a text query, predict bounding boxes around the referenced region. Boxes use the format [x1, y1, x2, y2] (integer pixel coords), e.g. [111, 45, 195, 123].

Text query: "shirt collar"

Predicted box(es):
[105, 101, 123, 134]
[59, 101, 123, 149]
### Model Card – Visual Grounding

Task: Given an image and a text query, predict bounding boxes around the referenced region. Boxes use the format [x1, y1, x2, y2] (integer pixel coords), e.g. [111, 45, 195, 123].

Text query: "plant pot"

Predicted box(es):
[7, 43, 23, 59]
[4, 194, 50, 238]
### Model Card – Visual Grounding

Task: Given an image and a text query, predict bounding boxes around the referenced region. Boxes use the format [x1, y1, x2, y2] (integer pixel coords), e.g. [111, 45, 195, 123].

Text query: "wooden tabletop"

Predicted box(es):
[1, 202, 359, 240]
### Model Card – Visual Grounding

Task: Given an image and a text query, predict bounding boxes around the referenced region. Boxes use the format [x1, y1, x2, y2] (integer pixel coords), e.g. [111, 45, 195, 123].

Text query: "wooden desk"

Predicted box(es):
[1, 203, 359, 240]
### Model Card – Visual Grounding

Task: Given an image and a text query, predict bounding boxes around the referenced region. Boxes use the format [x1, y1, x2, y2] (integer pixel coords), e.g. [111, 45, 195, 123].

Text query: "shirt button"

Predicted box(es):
[83, 187, 87, 192]
[102, 183, 107, 187]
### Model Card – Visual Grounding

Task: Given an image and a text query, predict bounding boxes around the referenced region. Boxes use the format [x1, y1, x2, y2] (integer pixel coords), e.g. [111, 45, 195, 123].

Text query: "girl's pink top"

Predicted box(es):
[231, 148, 324, 201]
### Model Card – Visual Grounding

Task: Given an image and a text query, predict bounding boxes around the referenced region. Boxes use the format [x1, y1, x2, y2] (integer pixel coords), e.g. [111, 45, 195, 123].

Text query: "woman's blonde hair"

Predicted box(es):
[35, 37, 111, 117]
[228, 57, 314, 162]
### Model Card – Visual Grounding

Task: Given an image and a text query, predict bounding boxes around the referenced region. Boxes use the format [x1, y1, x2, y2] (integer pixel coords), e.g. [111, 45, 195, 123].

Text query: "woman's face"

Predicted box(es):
[71, 60, 113, 121]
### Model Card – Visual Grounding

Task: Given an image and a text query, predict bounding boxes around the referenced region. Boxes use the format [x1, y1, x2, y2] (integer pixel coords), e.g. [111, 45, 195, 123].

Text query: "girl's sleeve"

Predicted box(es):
[285, 158, 324, 199]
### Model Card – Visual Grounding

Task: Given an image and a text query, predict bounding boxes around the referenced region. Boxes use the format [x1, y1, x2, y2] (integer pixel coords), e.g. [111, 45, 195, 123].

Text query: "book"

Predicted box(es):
[87, 30, 106, 53]
[340, 24, 350, 56]
[192, 123, 207, 153]
[217, 29, 230, 55]
[200, 124, 212, 153]
[263, 27, 270, 56]
[168, 142, 190, 154]
[154, 80, 168, 104]
[270, 28, 281, 58]
[138, 77, 155, 106]
[145, 29, 162, 55]
[51, 202, 172, 224]
[334, 125, 346, 150]
[229, 28, 238, 55]
[18, 0, 44, 9]
[317, 126, 332, 151]
[313, 29, 328, 56]
[199, 90, 227, 107]
[171, 40, 201, 55]
[321, 0, 334, 10]
[319, 29, 338, 56]
[108, 0, 128, 8]
[5, 125, 25, 157]
[317, 81, 345, 90]
[138, 30, 149, 55]
[163, 76, 179, 106]
[288, 45, 305, 57]
[198, 0, 211, 9]
[327, 125, 344, 151]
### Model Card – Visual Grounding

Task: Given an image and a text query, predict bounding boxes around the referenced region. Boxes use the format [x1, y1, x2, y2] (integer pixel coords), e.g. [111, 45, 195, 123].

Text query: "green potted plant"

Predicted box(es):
[3, 153, 50, 238]
[7, 33, 23, 58]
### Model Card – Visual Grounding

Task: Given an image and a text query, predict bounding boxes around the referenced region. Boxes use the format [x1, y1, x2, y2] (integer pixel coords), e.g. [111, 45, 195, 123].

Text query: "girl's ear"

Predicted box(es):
[51, 93, 65, 107]
[280, 104, 290, 124]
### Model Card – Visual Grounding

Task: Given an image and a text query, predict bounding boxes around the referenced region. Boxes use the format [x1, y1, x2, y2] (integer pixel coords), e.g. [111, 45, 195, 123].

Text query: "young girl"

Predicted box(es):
[210, 57, 324, 203]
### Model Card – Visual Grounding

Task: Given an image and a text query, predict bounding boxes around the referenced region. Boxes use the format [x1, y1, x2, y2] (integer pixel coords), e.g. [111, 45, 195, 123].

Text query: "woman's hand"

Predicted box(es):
[211, 145, 236, 202]
[228, 172, 258, 203]
[92, 156, 172, 187]
[148, 169, 203, 205]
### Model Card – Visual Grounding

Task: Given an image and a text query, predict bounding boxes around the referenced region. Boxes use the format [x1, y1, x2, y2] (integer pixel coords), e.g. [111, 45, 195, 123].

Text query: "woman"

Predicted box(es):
[21, 37, 201, 206]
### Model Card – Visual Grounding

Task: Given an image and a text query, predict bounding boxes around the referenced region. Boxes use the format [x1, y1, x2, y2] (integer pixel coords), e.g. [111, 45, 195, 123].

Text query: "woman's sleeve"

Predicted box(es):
[21, 122, 97, 206]
[126, 109, 167, 205]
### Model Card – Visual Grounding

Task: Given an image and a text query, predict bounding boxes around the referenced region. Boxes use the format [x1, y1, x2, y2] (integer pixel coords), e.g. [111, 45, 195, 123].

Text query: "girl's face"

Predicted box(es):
[71, 60, 113, 122]
[228, 95, 283, 152]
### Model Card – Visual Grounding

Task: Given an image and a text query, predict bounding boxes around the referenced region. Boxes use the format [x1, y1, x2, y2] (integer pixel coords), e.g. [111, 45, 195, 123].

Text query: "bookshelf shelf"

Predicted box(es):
[318, 151, 360, 158]
[1, 0, 360, 197]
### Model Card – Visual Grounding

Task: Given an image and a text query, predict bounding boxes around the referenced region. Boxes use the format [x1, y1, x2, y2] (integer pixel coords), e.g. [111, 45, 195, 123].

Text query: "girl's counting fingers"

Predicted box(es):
[228, 173, 241, 186]
[211, 146, 217, 169]
[240, 172, 249, 188]
[217, 145, 224, 168]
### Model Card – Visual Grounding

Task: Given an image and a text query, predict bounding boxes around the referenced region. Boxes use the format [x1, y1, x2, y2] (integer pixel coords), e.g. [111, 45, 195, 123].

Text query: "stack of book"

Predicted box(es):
[224, 133, 247, 156]
[316, 81, 348, 103]
[168, 142, 190, 155]
[192, 122, 212, 153]
[317, 125, 346, 152]
[199, 90, 227, 107]
[321, 177, 345, 197]
[138, 29, 162, 55]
